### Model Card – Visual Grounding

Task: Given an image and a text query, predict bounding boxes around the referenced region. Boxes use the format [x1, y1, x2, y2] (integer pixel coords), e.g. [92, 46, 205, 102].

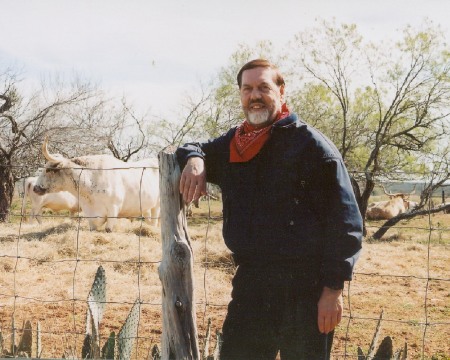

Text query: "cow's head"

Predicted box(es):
[382, 185, 416, 209]
[406, 200, 419, 210]
[33, 138, 73, 195]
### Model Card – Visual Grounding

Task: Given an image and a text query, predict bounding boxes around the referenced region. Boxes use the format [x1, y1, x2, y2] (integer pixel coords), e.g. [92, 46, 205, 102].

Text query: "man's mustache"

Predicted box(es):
[249, 100, 266, 106]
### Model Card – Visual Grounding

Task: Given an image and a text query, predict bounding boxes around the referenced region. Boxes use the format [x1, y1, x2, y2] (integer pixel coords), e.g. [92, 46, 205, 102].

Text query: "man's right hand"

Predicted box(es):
[179, 157, 207, 204]
[317, 286, 343, 334]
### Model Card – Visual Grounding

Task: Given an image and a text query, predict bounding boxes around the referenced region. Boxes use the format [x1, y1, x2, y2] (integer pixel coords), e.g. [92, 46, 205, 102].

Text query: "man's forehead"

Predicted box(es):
[241, 67, 277, 84]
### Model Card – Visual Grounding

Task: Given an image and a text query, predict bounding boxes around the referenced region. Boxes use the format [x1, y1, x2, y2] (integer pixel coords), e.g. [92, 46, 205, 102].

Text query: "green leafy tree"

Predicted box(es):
[289, 20, 450, 224]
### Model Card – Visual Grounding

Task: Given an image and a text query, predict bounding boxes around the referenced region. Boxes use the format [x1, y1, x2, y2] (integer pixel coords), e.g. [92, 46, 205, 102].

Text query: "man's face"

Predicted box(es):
[240, 67, 284, 128]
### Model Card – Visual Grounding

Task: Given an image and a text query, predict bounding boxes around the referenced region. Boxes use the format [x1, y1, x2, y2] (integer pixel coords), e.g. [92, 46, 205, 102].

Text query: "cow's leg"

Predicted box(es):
[23, 209, 31, 224]
[140, 210, 153, 227]
[69, 210, 78, 222]
[86, 210, 106, 231]
[32, 207, 42, 224]
[28, 207, 35, 224]
[89, 217, 106, 231]
[88, 219, 97, 231]
[105, 206, 119, 233]
[151, 206, 160, 227]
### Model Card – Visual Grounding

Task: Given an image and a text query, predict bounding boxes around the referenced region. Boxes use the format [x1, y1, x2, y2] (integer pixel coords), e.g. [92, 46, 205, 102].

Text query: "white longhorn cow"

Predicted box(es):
[33, 139, 160, 232]
[20, 176, 80, 223]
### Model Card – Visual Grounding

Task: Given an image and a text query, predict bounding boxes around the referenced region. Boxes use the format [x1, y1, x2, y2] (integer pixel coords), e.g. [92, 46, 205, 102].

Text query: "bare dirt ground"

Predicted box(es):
[0, 199, 449, 359]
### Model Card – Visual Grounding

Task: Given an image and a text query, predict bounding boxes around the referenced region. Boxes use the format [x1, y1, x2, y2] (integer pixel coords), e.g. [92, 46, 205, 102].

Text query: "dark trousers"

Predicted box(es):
[220, 262, 333, 360]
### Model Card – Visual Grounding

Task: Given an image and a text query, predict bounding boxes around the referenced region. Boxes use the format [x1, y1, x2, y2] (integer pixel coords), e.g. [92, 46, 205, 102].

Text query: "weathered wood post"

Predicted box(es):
[158, 146, 200, 360]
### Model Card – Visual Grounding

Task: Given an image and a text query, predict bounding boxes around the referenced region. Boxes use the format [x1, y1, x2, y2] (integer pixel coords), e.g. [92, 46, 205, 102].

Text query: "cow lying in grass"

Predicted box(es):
[366, 186, 416, 220]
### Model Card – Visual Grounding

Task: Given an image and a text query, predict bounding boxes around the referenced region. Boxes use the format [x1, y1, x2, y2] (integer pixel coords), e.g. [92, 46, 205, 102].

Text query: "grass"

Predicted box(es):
[0, 196, 449, 359]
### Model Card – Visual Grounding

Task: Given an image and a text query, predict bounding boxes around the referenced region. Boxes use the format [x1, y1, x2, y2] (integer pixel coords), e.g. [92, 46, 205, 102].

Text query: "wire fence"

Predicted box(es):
[0, 164, 449, 359]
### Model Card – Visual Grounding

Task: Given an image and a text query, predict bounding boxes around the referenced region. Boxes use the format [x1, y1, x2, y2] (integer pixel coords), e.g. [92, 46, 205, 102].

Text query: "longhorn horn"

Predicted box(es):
[403, 184, 417, 200]
[42, 137, 62, 163]
[381, 184, 393, 197]
[382, 184, 405, 198]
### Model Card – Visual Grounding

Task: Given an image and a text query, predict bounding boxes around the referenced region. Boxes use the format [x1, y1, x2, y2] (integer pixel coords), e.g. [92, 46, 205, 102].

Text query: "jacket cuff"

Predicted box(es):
[322, 279, 345, 290]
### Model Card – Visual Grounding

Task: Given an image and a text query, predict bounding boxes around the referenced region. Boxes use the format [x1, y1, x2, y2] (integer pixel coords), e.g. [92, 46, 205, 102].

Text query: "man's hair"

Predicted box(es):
[236, 59, 285, 89]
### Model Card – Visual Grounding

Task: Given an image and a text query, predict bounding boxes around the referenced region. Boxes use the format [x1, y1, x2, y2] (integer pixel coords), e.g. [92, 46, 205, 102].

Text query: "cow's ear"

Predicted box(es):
[45, 161, 62, 173]
[45, 167, 60, 173]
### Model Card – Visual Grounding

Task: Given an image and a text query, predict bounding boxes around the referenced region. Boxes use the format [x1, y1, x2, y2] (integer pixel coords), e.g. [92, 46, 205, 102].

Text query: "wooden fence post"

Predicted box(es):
[158, 147, 200, 360]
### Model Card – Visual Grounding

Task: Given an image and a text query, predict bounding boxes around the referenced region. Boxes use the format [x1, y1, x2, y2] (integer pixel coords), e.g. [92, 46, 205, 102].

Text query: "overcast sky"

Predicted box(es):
[1, 0, 450, 117]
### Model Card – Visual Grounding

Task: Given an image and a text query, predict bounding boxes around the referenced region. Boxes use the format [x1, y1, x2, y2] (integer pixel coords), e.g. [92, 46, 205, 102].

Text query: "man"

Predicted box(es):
[176, 59, 362, 359]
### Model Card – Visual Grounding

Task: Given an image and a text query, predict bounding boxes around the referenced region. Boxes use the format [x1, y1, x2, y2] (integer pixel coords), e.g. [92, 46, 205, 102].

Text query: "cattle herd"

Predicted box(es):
[18, 140, 424, 230]
[20, 139, 160, 232]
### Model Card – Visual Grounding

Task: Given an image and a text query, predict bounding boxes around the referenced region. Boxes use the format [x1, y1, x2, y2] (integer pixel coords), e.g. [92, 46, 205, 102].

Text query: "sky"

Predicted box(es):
[1, 0, 450, 118]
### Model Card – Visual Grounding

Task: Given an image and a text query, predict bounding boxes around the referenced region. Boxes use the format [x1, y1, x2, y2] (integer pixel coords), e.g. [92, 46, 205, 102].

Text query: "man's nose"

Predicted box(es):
[250, 88, 262, 100]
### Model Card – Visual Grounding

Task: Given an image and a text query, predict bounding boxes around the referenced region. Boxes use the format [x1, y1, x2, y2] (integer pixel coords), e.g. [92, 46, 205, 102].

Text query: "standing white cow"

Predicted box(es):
[20, 176, 80, 223]
[33, 139, 160, 232]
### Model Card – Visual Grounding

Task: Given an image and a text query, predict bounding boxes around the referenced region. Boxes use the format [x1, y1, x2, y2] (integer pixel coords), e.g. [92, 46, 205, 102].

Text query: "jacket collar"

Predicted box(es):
[272, 113, 299, 129]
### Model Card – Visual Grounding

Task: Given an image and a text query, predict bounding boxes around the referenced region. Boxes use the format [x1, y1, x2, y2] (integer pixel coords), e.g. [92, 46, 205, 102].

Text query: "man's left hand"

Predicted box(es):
[317, 286, 343, 334]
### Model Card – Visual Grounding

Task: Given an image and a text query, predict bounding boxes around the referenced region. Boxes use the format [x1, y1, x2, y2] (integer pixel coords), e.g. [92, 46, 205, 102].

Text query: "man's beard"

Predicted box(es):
[247, 108, 270, 126]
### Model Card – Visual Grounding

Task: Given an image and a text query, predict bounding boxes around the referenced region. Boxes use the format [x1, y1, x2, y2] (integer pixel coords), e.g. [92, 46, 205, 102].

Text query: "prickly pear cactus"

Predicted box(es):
[84, 266, 107, 359]
[116, 300, 141, 360]
[101, 331, 115, 359]
[86, 265, 107, 336]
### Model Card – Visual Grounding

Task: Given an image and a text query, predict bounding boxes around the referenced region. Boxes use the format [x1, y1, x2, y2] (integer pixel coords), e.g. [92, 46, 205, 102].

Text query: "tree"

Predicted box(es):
[289, 20, 450, 228]
[105, 99, 148, 162]
[83, 96, 151, 162]
[146, 85, 213, 151]
[0, 67, 101, 222]
[290, 22, 368, 162]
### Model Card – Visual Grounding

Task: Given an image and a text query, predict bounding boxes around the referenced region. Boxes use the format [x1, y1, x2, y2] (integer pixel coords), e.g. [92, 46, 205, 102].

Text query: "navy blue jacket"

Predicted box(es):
[176, 113, 363, 288]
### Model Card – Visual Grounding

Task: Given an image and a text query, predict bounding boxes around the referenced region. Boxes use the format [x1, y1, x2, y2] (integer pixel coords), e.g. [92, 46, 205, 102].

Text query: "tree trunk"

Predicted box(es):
[372, 203, 450, 240]
[158, 146, 200, 360]
[361, 177, 375, 217]
[353, 176, 376, 238]
[0, 164, 15, 222]
[350, 176, 366, 236]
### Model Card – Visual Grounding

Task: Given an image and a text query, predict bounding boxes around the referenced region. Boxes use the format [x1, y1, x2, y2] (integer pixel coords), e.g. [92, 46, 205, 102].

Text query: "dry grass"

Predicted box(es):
[0, 198, 449, 359]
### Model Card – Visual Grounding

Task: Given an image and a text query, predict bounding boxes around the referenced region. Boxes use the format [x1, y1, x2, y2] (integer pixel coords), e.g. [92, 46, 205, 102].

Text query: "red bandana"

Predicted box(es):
[230, 103, 290, 163]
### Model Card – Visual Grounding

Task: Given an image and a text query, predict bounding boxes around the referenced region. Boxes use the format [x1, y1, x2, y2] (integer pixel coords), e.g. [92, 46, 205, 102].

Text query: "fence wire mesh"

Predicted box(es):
[0, 164, 449, 359]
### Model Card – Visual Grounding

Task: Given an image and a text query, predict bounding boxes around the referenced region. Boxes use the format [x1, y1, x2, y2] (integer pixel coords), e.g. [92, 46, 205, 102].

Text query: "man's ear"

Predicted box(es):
[280, 85, 285, 101]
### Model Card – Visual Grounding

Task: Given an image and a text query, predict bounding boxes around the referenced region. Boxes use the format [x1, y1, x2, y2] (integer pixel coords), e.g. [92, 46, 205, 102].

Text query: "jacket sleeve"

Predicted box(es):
[316, 157, 363, 289]
[175, 130, 234, 186]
